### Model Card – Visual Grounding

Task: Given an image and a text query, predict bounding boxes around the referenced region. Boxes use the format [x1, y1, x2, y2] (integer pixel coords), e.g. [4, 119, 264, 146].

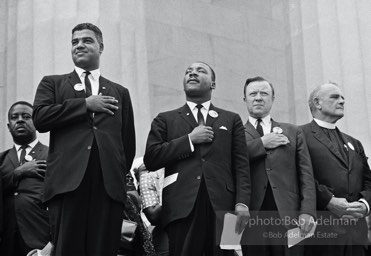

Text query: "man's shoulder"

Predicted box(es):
[42, 72, 73, 80]
[0, 148, 13, 163]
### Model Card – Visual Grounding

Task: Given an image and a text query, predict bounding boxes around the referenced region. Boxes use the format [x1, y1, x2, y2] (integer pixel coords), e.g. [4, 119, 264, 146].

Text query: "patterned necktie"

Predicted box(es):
[256, 118, 264, 137]
[196, 104, 205, 126]
[84, 71, 92, 97]
[19, 145, 28, 165]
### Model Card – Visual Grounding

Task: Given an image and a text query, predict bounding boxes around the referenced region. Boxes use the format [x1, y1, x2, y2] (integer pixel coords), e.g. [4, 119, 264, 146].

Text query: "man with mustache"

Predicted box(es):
[301, 83, 371, 256]
[144, 62, 251, 256]
[241, 76, 316, 256]
[0, 101, 50, 256]
[33, 23, 135, 255]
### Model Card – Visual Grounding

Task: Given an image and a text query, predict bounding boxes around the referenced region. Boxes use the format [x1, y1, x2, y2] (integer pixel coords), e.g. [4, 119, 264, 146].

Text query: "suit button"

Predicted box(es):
[14, 192, 18, 196]
[201, 158, 205, 162]
[266, 168, 271, 171]
[93, 126, 97, 130]
[196, 176, 201, 180]
[87, 146, 92, 150]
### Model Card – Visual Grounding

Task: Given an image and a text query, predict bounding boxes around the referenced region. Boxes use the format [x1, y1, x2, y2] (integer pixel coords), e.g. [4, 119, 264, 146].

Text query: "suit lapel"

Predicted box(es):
[271, 119, 280, 133]
[339, 131, 352, 168]
[28, 142, 44, 160]
[99, 76, 111, 96]
[205, 104, 218, 127]
[310, 121, 348, 167]
[68, 70, 86, 98]
[9, 147, 19, 167]
[244, 119, 261, 139]
[179, 104, 198, 129]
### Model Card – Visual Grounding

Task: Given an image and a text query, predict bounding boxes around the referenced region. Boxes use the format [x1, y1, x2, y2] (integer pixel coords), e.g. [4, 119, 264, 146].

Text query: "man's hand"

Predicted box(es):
[344, 201, 367, 219]
[85, 94, 119, 115]
[261, 133, 289, 149]
[298, 213, 315, 236]
[14, 160, 46, 181]
[189, 126, 214, 145]
[326, 197, 351, 217]
[235, 204, 250, 234]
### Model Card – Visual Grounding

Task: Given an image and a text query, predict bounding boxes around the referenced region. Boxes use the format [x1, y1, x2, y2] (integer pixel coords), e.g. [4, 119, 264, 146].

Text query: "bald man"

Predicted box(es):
[300, 83, 371, 256]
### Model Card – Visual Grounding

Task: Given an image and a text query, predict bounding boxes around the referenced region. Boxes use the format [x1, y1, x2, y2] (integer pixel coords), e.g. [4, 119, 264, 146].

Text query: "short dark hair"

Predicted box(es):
[72, 23, 103, 45]
[8, 101, 33, 120]
[243, 76, 275, 98]
[196, 61, 216, 82]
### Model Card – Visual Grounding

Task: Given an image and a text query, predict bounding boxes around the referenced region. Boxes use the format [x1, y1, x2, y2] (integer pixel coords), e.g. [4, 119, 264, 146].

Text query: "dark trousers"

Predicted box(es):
[0, 205, 31, 256]
[242, 184, 303, 256]
[48, 141, 124, 256]
[166, 177, 234, 256]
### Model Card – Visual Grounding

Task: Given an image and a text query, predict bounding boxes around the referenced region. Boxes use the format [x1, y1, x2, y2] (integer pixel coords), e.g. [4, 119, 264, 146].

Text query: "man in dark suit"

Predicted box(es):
[32, 23, 136, 256]
[144, 62, 251, 256]
[241, 77, 316, 256]
[301, 83, 371, 256]
[0, 101, 50, 256]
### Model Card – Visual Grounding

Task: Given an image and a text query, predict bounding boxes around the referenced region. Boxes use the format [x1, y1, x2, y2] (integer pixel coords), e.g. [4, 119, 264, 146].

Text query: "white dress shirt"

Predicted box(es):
[248, 115, 271, 135]
[75, 66, 100, 96]
[14, 139, 38, 162]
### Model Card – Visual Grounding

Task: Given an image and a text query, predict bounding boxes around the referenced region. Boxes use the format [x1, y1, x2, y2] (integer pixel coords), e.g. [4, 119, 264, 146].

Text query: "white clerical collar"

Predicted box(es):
[75, 66, 101, 81]
[248, 114, 271, 127]
[187, 101, 211, 112]
[313, 118, 336, 129]
[14, 139, 38, 151]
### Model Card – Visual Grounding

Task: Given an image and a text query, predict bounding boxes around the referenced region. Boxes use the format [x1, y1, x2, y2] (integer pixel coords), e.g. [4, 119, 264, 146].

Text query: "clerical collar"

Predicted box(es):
[314, 118, 336, 129]
[249, 115, 271, 127]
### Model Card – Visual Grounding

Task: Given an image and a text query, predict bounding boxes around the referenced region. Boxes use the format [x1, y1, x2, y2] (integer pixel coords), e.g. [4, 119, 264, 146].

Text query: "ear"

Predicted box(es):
[211, 82, 216, 90]
[313, 97, 321, 109]
[99, 42, 104, 54]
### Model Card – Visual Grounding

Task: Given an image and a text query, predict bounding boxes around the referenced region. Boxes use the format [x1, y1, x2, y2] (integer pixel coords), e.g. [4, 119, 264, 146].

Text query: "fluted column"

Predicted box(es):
[285, 0, 371, 155]
[0, 0, 151, 156]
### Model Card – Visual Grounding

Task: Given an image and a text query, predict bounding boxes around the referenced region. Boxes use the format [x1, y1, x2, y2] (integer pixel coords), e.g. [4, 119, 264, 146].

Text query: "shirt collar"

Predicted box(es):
[186, 100, 211, 112]
[14, 139, 39, 151]
[313, 118, 336, 129]
[248, 114, 271, 127]
[75, 66, 101, 81]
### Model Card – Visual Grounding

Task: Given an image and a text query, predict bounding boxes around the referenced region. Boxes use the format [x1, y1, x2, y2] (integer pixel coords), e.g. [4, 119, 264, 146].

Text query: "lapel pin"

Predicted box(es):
[25, 155, 33, 162]
[102, 87, 106, 90]
[74, 83, 84, 91]
[186, 113, 190, 116]
[347, 142, 355, 151]
[209, 110, 218, 118]
[272, 127, 283, 134]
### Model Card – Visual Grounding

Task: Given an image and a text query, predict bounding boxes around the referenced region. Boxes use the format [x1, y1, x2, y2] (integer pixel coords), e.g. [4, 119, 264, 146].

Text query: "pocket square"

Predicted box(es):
[219, 126, 228, 130]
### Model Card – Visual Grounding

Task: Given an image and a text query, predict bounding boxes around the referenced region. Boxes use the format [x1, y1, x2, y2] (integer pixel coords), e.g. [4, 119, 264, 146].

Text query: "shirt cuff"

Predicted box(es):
[235, 203, 249, 211]
[188, 134, 194, 152]
[359, 198, 370, 215]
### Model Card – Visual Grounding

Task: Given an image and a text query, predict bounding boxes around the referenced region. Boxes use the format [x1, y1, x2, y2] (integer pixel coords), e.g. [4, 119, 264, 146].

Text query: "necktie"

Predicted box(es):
[196, 104, 205, 126]
[19, 145, 28, 165]
[84, 71, 92, 97]
[322, 128, 348, 163]
[256, 118, 264, 137]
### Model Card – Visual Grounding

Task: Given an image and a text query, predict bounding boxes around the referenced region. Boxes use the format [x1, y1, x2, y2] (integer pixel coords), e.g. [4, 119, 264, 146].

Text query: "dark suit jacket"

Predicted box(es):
[300, 120, 371, 243]
[0, 142, 50, 248]
[244, 120, 316, 227]
[144, 104, 251, 227]
[33, 70, 135, 203]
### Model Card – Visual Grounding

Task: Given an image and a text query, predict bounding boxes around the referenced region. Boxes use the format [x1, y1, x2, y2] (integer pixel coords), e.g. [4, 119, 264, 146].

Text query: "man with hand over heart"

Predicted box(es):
[33, 23, 135, 256]
[144, 62, 251, 256]
[0, 101, 50, 256]
[241, 76, 316, 256]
